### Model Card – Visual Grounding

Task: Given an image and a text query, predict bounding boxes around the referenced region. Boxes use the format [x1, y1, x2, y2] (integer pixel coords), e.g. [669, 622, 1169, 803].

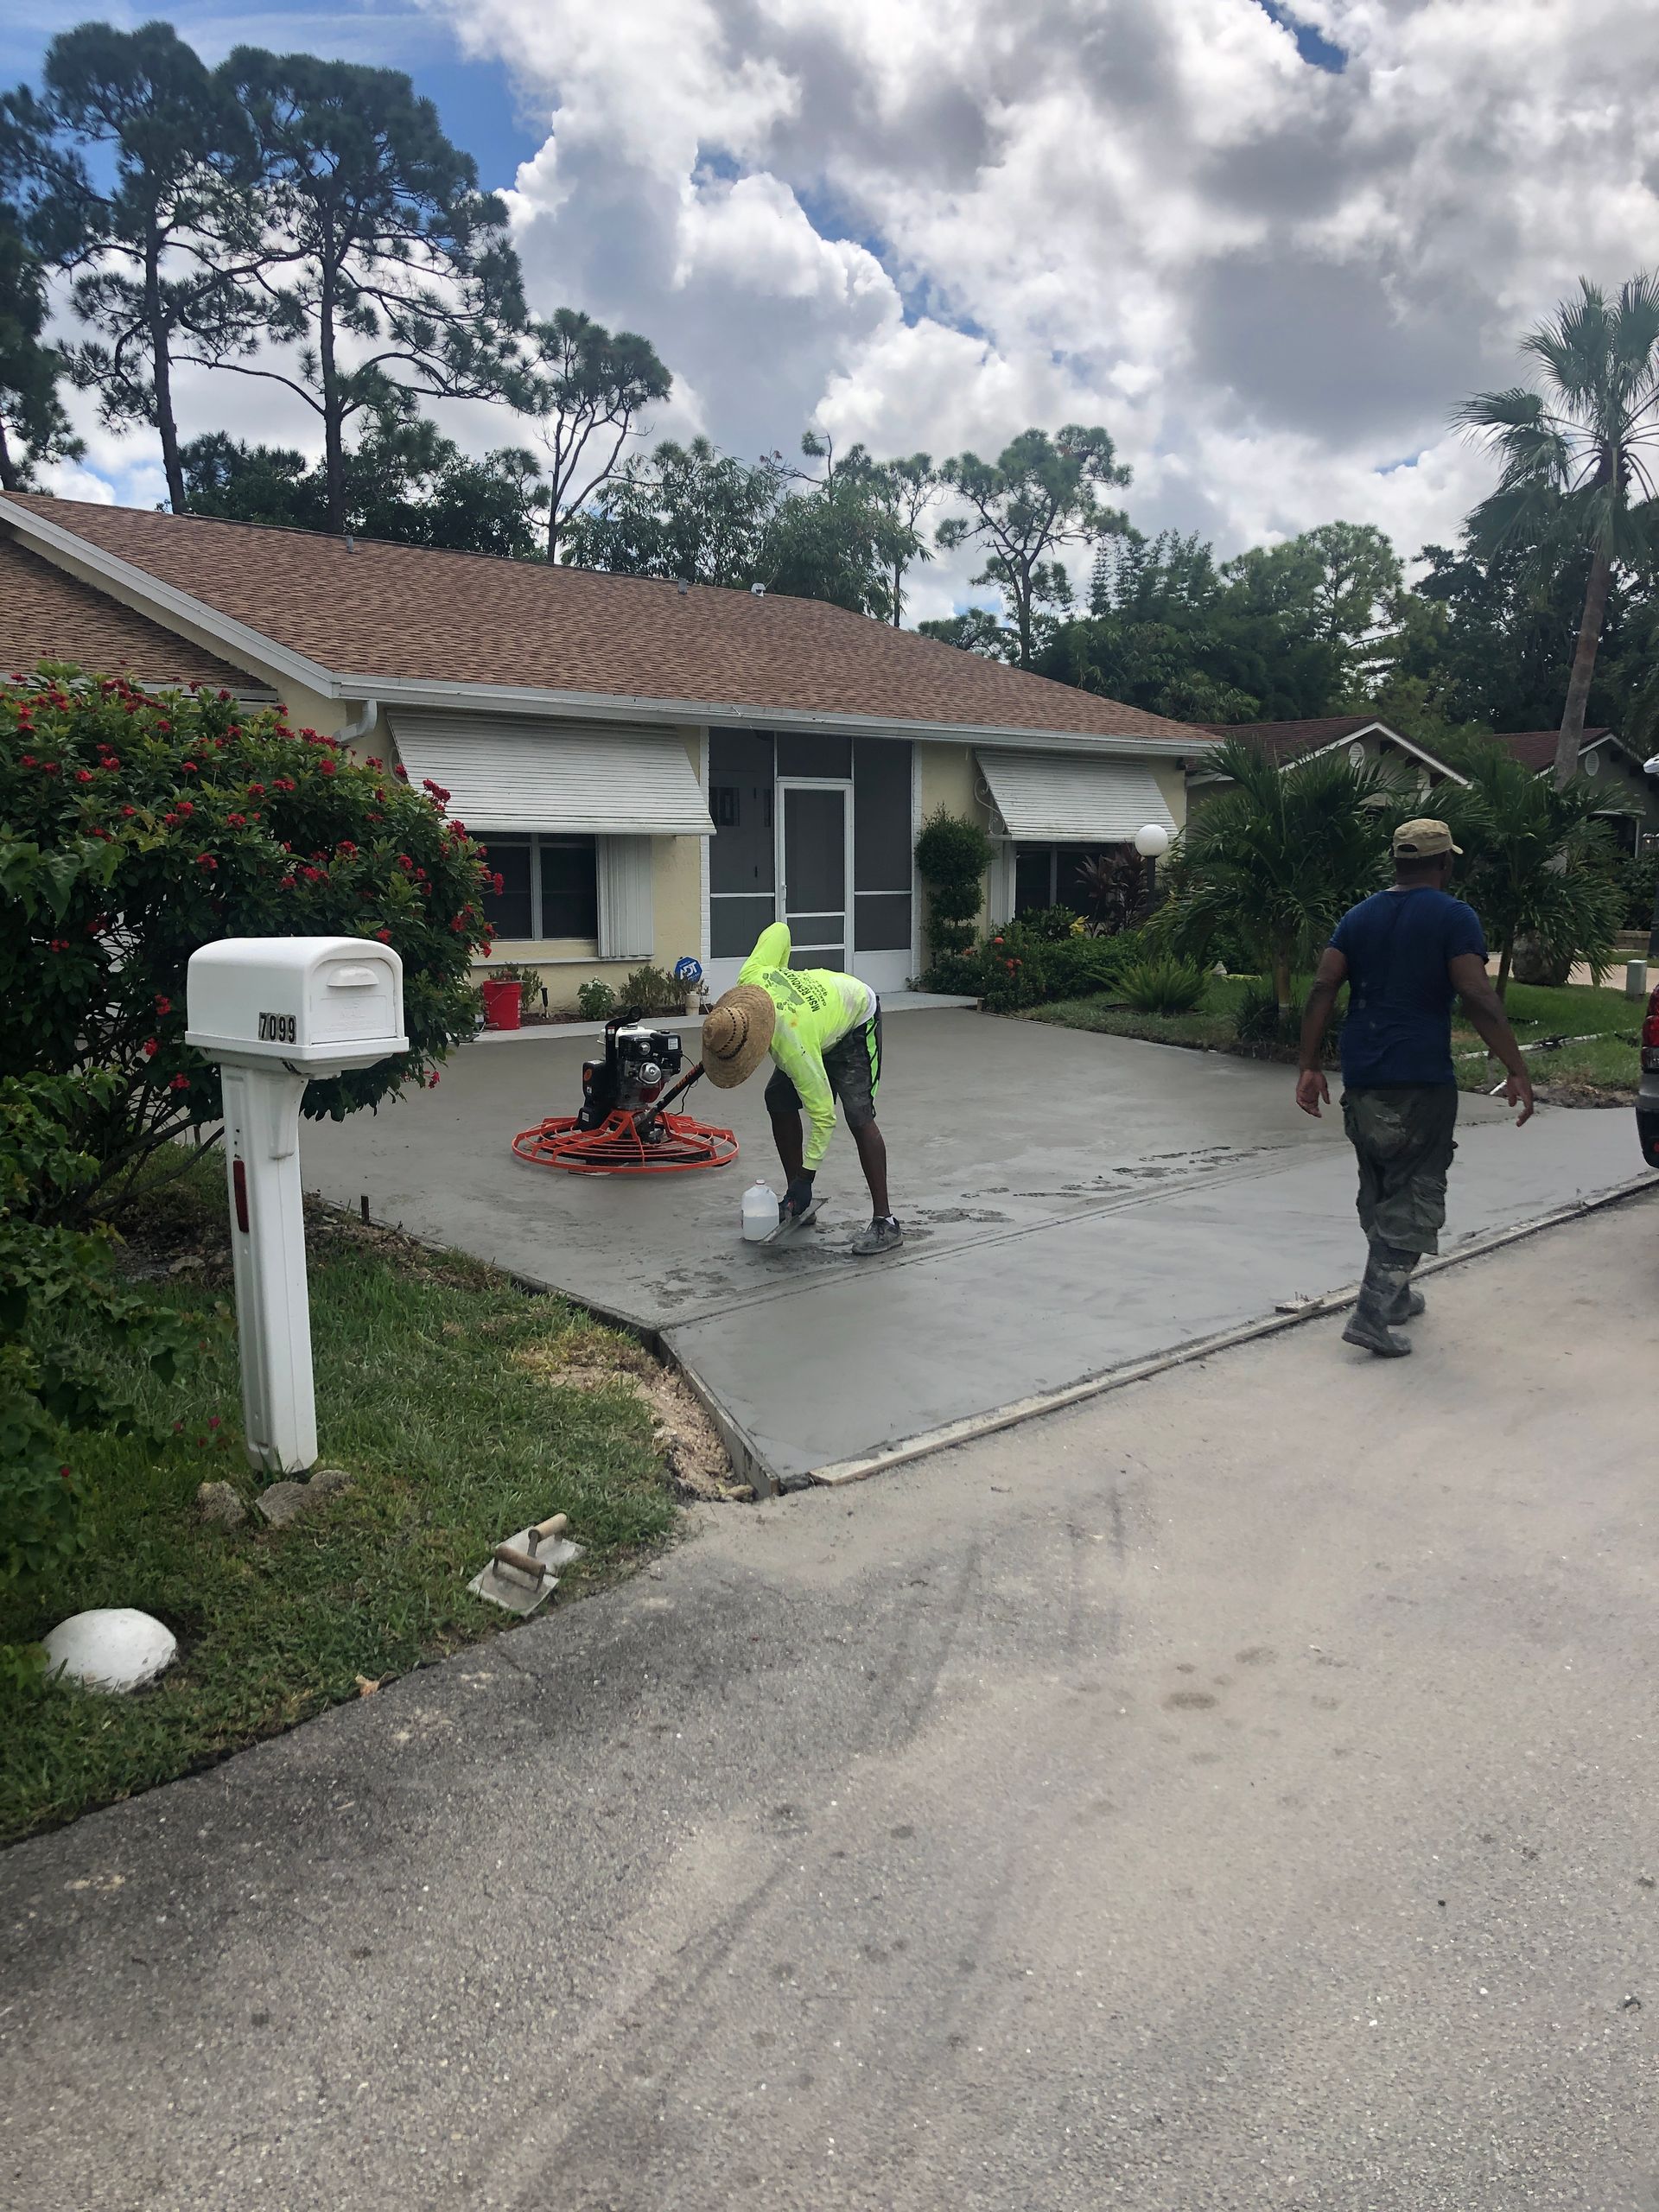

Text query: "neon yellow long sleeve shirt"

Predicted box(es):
[739, 923, 875, 1170]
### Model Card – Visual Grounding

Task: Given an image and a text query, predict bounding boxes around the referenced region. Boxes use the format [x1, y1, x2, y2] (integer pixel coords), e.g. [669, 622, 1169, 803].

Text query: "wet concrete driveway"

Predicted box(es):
[297, 1012, 1643, 1486]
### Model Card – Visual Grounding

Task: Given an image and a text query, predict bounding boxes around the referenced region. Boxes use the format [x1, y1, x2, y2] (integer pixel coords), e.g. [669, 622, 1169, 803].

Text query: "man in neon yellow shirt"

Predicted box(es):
[700, 922, 901, 1255]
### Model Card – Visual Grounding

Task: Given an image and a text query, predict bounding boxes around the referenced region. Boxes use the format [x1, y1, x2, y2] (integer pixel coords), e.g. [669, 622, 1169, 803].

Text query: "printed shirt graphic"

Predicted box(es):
[740, 922, 876, 1169]
[1330, 886, 1487, 1087]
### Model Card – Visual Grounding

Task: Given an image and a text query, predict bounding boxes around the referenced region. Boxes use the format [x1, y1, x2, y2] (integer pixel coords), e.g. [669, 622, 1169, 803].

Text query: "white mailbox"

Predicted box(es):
[185, 937, 406, 1075]
[186, 937, 409, 1477]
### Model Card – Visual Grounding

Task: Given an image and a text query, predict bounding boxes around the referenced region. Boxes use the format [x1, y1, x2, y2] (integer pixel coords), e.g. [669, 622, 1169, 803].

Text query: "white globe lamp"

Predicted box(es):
[1134, 823, 1170, 859]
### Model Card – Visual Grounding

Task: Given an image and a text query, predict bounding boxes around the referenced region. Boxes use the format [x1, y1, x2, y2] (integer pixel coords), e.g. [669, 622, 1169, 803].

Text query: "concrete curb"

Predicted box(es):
[806, 1172, 1659, 1489]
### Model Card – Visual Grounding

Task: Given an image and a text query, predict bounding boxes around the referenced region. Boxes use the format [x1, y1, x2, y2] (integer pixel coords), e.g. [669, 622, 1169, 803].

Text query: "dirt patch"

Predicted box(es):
[1532, 1078, 1640, 1109]
[512, 1338, 744, 1503]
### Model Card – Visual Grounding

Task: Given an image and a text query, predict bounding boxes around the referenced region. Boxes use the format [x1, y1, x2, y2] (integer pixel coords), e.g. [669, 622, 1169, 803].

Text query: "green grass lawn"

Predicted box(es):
[1, 1170, 693, 1846]
[1024, 976, 1643, 1100]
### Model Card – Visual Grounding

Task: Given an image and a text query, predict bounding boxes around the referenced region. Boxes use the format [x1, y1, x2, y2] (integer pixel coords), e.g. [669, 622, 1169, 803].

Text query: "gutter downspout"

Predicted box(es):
[338, 698, 378, 747]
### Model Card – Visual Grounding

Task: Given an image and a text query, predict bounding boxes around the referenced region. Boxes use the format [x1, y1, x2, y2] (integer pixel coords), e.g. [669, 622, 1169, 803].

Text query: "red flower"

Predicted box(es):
[993, 935, 1004, 946]
[247, 781, 266, 796]
[195, 854, 218, 870]
[121, 804, 137, 817]
[208, 1414, 221, 1428]
[319, 759, 336, 778]
[218, 689, 231, 702]
[375, 926, 391, 942]
[176, 800, 194, 816]
[75, 767, 94, 784]
[156, 721, 174, 734]
[393, 764, 408, 780]
[19, 754, 36, 767]
[279, 874, 296, 890]
[39, 760, 58, 776]
[143, 1038, 160, 1058]
[168, 1074, 189, 1090]
[301, 865, 323, 883]
[337, 840, 357, 856]
[427, 1072, 440, 1089]
[49, 938, 70, 951]
[226, 813, 247, 829]
[155, 995, 172, 1014]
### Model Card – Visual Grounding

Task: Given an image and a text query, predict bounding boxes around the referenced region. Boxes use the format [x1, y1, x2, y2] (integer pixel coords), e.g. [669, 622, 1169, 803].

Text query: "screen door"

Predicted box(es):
[778, 783, 850, 970]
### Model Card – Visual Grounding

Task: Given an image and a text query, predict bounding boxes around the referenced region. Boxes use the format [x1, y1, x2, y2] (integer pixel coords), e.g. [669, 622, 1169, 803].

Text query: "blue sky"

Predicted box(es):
[1, 1, 542, 191]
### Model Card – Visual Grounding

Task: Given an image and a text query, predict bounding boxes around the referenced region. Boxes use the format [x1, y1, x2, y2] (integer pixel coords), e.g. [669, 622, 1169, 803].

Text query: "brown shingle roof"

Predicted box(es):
[0, 493, 1205, 746]
[0, 533, 264, 692]
[1492, 728, 1613, 772]
[1196, 713, 1385, 764]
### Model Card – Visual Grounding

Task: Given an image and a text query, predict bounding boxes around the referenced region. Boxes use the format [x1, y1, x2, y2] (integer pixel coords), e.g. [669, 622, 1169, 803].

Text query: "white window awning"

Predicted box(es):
[388, 711, 713, 836]
[976, 749, 1177, 843]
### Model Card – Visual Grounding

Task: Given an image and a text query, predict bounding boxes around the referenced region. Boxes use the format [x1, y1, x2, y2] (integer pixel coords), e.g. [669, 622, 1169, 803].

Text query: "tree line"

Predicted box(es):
[3, 23, 1656, 779]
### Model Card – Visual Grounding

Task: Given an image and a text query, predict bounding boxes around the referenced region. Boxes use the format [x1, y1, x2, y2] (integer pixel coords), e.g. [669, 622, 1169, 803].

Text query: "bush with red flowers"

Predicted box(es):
[1, 670, 493, 1222]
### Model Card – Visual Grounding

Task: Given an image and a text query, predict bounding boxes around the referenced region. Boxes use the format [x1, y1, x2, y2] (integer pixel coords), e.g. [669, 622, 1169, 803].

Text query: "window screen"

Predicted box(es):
[540, 838, 599, 939]
[775, 731, 851, 779]
[1014, 846, 1054, 914]
[853, 740, 912, 890]
[483, 836, 532, 938]
[709, 728, 776, 893]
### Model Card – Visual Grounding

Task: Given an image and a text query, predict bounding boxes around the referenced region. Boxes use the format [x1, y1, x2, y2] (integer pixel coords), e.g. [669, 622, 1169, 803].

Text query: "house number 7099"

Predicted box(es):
[257, 1011, 297, 1043]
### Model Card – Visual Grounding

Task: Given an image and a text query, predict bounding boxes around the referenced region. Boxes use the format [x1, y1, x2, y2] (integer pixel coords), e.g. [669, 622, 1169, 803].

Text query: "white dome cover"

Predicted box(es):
[43, 1608, 176, 1693]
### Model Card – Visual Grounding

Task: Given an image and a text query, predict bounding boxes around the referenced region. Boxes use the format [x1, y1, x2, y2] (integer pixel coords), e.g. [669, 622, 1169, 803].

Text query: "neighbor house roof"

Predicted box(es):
[1196, 713, 1386, 764]
[0, 532, 266, 694]
[0, 493, 1210, 755]
[1492, 728, 1613, 772]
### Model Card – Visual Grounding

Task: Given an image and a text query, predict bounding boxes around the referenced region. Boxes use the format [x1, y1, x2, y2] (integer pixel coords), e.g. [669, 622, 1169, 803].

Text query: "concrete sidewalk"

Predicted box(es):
[4, 1192, 1656, 2210]
[296, 1013, 1647, 1488]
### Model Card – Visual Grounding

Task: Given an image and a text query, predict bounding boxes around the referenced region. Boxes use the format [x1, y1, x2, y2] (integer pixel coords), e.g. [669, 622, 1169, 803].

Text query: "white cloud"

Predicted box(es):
[40, 0, 1659, 626]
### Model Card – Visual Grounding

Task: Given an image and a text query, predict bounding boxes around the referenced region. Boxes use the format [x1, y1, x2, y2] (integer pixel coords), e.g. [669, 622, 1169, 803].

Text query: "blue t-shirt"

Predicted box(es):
[1331, 887, 1487, 1088]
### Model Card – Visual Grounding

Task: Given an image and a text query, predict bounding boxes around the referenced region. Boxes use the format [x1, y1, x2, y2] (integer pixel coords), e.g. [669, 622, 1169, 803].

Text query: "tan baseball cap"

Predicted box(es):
[700, 985, 775, 1087]
[1392, 817, 1462, 859]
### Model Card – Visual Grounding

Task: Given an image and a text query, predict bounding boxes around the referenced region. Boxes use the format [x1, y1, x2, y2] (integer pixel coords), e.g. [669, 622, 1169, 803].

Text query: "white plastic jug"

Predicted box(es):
[741, 1180, 777, 1242]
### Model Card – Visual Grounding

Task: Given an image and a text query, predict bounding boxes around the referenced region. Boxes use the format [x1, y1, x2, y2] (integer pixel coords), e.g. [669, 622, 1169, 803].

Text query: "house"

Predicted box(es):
[1190, 707, 1656, 854]
[0, 493, 1213, 995]
[1491, 728, 1659, 850]
[1189, 714, 1466, 803]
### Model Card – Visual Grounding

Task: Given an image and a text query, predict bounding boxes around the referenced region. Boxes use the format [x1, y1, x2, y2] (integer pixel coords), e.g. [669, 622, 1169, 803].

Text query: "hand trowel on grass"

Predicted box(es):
[467, 1513, 582, 1617]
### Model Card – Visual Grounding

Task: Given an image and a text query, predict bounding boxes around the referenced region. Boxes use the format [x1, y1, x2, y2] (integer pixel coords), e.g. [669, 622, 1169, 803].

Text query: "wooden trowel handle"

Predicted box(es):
[529, 1514, 569, 1551]
[493, 1545, 549, 1583]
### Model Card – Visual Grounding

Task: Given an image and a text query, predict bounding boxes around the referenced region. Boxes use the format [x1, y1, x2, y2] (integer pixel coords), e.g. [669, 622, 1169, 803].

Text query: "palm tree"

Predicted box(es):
[1454, 274, 1659, 789]
[1434, 737, 1624, 997]
[1163, 738, 1398, 1021]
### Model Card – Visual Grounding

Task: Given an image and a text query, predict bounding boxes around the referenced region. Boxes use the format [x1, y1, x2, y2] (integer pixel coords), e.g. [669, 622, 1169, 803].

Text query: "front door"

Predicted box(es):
[778, 781, 850, 972]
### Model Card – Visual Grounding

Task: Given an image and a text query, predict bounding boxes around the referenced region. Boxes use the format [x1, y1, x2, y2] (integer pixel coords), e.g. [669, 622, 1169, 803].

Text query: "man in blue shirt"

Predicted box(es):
[1296, 817, 1534, 1357]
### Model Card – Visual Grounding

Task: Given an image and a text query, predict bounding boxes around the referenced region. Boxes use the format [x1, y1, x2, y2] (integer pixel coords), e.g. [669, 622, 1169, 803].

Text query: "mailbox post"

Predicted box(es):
[186, 938, 408, 1475]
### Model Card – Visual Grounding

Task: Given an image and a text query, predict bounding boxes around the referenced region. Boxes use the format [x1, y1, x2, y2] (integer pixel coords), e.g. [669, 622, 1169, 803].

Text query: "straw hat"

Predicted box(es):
[700, 985, 776, 1087]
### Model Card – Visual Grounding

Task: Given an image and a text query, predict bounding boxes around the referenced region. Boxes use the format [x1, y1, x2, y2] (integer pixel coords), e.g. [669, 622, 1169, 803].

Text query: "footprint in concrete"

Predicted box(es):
[1165, 1688, 1218, 1711]
[1235, 1646, 1278, 1667]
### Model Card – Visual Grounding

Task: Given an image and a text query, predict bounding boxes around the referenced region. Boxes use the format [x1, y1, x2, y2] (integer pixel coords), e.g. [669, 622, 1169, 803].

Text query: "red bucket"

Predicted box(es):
[480, 976, 522, 1031]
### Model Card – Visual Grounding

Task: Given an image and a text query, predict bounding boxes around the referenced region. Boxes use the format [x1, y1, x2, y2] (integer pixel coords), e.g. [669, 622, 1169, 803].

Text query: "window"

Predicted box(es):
[540, 839, 599, 938]
[480, 833, 599, 942]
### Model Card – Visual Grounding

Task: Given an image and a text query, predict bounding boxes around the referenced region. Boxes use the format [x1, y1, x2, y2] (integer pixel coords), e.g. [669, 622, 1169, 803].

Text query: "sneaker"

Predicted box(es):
[852, 1216, 904, 1256]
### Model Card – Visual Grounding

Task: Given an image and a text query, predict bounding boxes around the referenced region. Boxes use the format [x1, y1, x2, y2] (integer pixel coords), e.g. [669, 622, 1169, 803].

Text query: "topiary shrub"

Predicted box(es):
[914, 807, 992, 961]
[0, 669, 493, 1223]
[1118, 956, 1207, 1015]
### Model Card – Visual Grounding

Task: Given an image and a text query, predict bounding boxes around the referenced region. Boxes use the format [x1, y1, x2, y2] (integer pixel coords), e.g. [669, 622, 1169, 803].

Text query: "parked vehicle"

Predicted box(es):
[1641, 982, 1659, 1171]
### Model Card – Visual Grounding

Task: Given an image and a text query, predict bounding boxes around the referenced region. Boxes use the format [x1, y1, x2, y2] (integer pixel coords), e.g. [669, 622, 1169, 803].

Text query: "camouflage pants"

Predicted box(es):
[1341, 1084, 1459, 1257]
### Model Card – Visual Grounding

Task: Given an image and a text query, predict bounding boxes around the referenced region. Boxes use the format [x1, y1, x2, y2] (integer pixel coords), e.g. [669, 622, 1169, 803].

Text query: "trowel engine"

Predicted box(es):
[510, 1009, 740, 1175]
[577, 1018, 684, 1130]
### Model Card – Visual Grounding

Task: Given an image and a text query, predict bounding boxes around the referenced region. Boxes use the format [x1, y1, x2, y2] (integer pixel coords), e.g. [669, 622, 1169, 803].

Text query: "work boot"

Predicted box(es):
[1386, 1282, 1427, 1324]
[1342, 1242, 1415, 1357]
[852, 1216, 904, 1256]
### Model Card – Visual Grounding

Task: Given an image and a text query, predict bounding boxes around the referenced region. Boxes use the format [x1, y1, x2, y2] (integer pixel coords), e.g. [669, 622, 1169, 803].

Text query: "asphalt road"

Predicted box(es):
[4, 1192, 1658, 2210]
